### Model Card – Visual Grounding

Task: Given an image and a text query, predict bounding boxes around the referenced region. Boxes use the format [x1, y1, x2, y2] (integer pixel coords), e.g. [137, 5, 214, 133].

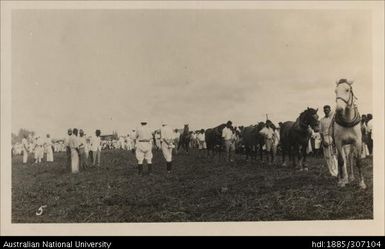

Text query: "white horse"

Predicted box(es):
[333, 79, 366, 189]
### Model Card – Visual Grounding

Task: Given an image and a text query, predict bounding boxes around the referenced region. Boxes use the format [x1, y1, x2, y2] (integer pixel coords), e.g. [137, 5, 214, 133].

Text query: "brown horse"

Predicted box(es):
[205, 123, 226, 159]
[241, 122, 266, 162]
[280, 108, 320, 170]
[178, 124, 191, 154]
[333, 79, 365, 189]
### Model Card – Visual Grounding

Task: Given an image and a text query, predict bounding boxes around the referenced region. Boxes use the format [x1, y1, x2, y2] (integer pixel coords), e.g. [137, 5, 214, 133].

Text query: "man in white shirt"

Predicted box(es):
[45, 134, 54, 162]
[34, 136, 44, 164]
[21, 135, 29, 164]
[197, 129, 206, 158]
[135, 122, 153, 175]
[222, 121, 235, 162]
[259, 120, 276, 164]
[78, 129, 89, 170]
[320, 105, 338, 177]
[91, 130, 101, 167]
[160, 122, 175, 173]
[68, 128, 80, 173]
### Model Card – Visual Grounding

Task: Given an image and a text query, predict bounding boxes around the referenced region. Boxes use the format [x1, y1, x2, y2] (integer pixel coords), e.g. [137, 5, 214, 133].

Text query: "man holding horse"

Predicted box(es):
[259, 120, 276, 165]
[222, 121, 235, 162]
[320, 105, 338, 177]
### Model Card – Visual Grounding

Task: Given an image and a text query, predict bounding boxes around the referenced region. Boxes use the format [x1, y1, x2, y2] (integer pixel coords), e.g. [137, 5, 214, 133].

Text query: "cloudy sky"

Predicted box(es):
[12, 9, 372, 138]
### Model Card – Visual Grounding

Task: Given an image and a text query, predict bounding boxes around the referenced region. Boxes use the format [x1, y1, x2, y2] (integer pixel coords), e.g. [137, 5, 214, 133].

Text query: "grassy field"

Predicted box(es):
[12, 149, 373, 223]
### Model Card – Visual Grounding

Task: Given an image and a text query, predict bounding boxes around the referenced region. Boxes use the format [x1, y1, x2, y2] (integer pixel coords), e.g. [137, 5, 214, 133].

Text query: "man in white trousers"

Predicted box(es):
[135, 121, 153, 175]
[320, 105, 338, 177]
[160, 122, 175, 173]
[45, 134, 54, 162]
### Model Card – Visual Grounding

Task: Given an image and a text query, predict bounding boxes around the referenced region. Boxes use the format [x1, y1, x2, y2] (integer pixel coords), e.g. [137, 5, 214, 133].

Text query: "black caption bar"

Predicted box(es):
[1, 236, 384, 249]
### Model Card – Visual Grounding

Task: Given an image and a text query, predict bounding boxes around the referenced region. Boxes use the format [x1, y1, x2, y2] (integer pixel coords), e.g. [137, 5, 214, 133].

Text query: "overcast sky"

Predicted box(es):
[12, 9, 373, 138]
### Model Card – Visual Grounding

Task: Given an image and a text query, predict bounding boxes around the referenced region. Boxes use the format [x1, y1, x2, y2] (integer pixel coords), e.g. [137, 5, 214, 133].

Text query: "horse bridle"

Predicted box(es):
[334, 82, 361, 128]
[336, 82, 357, 108]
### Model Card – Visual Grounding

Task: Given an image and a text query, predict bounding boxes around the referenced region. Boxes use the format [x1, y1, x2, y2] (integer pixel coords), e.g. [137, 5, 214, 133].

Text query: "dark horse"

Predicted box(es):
[205, 123, 226, 159]
[241, 122, 266, 161]
[280, 107, 320, 170]
[178, 124, 190, 153]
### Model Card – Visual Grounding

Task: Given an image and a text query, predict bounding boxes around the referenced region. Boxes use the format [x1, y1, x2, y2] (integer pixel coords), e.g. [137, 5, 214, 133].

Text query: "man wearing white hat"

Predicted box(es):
[160, 122, 175, 173]
[135, 121, 153, 175]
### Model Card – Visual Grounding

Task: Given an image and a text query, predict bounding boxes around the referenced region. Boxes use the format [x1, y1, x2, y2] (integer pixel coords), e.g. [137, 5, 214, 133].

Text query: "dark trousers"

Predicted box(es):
[368, 133, 373, 155]
[66, 147, 71, 169]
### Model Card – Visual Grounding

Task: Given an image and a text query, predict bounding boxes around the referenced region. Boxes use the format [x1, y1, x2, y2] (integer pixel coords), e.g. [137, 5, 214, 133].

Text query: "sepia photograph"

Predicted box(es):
[1, 1, 384, 236]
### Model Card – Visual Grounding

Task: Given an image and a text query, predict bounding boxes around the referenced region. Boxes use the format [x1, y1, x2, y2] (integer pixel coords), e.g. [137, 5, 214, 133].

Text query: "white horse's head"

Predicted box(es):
[335, 79, 354, 112]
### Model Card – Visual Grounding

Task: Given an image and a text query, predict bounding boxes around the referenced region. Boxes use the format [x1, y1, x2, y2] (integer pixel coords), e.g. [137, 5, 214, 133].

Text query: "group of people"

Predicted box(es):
[14, 107, 373, 177]
[18, 134, 54, 164]
[65, 128, 102, 173]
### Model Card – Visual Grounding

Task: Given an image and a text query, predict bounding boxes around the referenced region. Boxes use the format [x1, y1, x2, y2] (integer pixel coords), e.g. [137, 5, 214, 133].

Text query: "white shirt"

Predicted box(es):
[135, 125, 152, 141]
[161, 125, 174, 141]
[367, 120, 373, 133]
[320, 115, 333, 136]
[173, 131, 180, 140]
[78, 136, 87, 148]
[64, 135, 71, 147]
[45, 137, 52, 147]
[197, 133, 205, 142]
[222, 127, 233, 141]
[91, 136, 101, 151]
[68, 135, 79, 149]
[260, 127, 275, 139]
[22, 138, 28, 150]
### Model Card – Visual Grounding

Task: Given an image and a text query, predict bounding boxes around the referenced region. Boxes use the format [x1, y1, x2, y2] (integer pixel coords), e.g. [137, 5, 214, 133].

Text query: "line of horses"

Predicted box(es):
[176, 80, 367, 189]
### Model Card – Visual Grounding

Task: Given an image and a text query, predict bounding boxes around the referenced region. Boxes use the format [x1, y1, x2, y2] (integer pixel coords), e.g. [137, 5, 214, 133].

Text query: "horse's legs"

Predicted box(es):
[355, 142, 366, 189]
[299, 145, 308, 171]
[336, 142, 348, 187]
[281, 143, 287, 167]
[346, 145, 355, 182]
[356, 154, 366, 189]
[293, 145, 299, 168]
[245, 146, 250, 161]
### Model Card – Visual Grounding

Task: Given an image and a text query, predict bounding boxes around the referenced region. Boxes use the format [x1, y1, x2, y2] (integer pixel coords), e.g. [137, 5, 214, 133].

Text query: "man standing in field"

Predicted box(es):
[160, 122, 175, 174]
[78, 129, 88, 170]
[21, 135, 29, 164]
[259, 120, 276, 165]
[91, 130, 102, 167]
[222, 121, 235, 162]
[135, 121, 153, 175]
[197, 129, 206, 158]
[68, 128, 80, 173]
[45, 134, 54, 162]
[320, 105, 338, 177]
[64, 129, 73, 170]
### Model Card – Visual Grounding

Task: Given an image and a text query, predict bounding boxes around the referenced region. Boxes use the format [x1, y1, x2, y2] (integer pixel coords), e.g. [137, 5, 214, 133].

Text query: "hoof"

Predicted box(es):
[349, 176, 355, 182]
[303, 167, 309, 172]
[338, 178, 348, 188]
[282, 162, 287, 167]
[359, 182, 367, 189]
[337, 181, 346, 188]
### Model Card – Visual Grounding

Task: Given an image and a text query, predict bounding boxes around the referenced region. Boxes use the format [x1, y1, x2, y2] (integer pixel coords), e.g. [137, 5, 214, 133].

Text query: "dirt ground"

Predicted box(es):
[11, 149, 373, 223]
